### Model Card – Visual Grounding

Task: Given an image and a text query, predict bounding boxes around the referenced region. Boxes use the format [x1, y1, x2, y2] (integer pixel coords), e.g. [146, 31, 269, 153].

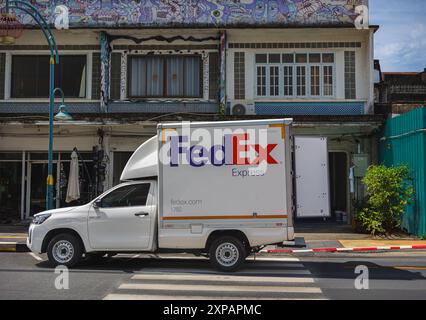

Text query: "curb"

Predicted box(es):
[0, 242, 30, 253]
[262, 244, 426, 254]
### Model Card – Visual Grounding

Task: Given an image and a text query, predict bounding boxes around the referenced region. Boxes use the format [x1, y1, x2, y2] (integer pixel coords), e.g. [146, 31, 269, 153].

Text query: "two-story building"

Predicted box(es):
[0, 0, 383, 225]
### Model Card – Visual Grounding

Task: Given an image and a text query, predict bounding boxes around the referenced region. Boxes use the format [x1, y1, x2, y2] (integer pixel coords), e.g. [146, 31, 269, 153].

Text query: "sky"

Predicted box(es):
[370, 0, 426, 72]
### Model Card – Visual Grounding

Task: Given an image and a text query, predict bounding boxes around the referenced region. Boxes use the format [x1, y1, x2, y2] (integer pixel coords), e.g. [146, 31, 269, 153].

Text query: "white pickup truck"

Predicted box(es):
[27, 119, 294, 271]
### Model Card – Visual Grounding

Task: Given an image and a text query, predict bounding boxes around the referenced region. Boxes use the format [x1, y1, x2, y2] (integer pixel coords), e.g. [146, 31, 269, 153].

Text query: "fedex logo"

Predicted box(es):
[169, 133, 278, 167]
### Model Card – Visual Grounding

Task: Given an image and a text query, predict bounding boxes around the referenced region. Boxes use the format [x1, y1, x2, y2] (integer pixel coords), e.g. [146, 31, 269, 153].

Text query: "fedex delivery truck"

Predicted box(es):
[27, 119, 294, 271]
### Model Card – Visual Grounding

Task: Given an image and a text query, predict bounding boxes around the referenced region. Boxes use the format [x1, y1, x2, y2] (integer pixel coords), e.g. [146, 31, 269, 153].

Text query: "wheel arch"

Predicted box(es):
[205, 229, 251, 252]
[41, 228, 86, 254]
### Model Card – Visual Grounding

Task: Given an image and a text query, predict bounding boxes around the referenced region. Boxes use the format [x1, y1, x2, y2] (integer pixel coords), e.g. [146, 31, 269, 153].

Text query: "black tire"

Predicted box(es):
[47, 233, 82, 268]
[209, 236, 246, 272]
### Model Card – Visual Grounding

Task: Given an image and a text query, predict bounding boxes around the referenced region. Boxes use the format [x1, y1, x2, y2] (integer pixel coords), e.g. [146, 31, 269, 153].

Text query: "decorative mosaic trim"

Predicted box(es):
[229, 42, 362, 49]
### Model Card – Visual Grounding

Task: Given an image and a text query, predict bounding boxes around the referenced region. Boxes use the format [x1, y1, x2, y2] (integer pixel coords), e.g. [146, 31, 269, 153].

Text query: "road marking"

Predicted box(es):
[104, 294, 326, 300]
[139, 268, 313, 275]
[114, 254, 301, 262]
[28, 252, 43, 261]
[131, 273, 315, 283]
[119, 283, 322, 294]
[248, 257, 300, 262]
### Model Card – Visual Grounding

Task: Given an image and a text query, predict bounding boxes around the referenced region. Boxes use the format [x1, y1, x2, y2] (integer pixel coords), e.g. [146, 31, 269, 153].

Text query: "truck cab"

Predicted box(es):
[27, 180, 157, 265]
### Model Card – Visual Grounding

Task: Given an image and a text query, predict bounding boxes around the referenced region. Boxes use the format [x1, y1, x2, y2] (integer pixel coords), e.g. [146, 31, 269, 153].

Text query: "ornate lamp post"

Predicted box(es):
[1, 1, 70, 211]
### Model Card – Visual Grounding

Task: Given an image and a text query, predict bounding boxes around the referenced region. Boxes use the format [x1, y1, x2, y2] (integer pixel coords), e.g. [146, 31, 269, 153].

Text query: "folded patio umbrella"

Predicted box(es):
[66, 150, 80, 203]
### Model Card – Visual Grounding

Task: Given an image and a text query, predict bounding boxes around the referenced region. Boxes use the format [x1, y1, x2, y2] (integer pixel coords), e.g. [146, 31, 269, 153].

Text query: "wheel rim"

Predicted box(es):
[215, 242, 239, 267]
[52, 240, 74, 264]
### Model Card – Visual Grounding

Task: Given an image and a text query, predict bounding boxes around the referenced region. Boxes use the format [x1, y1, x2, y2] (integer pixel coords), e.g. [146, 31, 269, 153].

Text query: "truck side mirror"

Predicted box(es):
[93, 199, 102, 208]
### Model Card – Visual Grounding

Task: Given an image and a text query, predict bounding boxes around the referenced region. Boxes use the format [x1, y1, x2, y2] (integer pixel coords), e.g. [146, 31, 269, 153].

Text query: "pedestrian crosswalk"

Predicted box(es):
[103, 256, 326, 300]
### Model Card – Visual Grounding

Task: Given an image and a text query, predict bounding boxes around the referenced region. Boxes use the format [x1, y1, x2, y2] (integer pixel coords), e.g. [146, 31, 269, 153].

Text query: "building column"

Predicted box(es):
[100, 31, 111, 113]
[219, 30, 227, 115]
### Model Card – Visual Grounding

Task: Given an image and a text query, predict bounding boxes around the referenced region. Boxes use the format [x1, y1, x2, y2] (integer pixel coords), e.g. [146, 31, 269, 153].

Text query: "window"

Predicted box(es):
[129, 55, 201, 98]
[323, 65, 334, 96]
[310, 66, 320, 96]
[344, 51, 356, 99]
[234, 52, 246, 100]
[309, 54, 321, 63]
[269, 66, 279, 96]
[255, 52, 335, 98]
[11, 55, 87, 98]
[283, 66, 293, 96]
[282, 54, 294, 63]
[296, 66, 306, 96]
[256, 66, 266, 96]
[269, 54, 281, 63]
[296, 54, 307, 63]
[255, 54, 267, 64]
[101, 184, 151, 208]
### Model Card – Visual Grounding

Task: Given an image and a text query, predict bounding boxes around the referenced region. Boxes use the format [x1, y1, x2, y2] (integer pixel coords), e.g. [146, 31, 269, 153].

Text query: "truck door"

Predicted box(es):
[294, 136, 331, 219]
[88, 182, 154, 250]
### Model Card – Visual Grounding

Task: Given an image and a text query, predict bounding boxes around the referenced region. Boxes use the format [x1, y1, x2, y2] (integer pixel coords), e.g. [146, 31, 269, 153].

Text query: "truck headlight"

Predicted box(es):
[32, 214, 52, 225]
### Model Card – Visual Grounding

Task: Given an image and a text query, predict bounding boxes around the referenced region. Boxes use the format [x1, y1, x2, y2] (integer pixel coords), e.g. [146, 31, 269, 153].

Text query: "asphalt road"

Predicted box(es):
[0, 251, 426, 300]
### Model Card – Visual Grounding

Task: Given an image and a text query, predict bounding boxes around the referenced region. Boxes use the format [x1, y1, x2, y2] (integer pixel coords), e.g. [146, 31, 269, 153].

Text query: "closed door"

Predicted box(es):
[294, 136, 331, 218]
[88, 183, 154, 250]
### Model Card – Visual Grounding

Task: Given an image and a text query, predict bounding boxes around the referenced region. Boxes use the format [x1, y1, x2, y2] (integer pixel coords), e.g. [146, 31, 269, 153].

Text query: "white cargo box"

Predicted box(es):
[157, 119, 293, 223]
[122, 119, 295, 248]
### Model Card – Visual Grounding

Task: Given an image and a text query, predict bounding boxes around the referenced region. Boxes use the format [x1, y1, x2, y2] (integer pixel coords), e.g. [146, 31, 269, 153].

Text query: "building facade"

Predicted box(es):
[375, 68, 426, 115]
[0, 0, 383, 224]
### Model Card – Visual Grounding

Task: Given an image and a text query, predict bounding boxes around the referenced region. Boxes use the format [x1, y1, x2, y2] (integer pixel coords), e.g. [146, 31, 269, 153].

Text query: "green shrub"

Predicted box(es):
[357, 165, 413, 235]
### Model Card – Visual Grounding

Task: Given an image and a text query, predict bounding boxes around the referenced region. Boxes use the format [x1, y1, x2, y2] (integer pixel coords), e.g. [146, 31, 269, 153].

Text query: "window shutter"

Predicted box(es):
[209, 52, 219, 101]
[0, 53, 5, 100]
[110, 53, 122, 101]
[234, 52, 246, 100]
[92, 53, 101, 100]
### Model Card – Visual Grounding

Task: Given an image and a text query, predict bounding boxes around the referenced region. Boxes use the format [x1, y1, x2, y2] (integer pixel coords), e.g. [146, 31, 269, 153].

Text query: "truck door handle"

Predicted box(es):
[135, 212, 149, 217]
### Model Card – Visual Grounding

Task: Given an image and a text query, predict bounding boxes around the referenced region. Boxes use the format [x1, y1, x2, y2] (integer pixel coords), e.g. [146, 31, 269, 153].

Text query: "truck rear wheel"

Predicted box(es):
[47, 233, 82, 268]
[209, 236, 246, 272]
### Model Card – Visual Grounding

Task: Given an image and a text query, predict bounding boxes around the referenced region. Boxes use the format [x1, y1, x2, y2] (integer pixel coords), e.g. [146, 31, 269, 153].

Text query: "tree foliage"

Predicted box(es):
[357, 165, 414, 235]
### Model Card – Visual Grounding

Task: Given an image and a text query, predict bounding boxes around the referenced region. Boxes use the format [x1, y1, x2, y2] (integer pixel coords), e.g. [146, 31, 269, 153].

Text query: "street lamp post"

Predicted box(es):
[2, 1, 70, 211]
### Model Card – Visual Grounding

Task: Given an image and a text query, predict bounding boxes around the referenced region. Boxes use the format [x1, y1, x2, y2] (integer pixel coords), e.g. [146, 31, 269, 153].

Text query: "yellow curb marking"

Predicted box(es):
[391, 266, 426, 270]
[344, 266, 426, 270]
[339, 240, 426, 248]
[0, 236, 27, 239]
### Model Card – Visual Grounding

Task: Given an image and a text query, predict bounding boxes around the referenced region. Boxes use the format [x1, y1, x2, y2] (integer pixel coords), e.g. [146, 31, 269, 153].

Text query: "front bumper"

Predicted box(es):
[26, 224, 46, 254]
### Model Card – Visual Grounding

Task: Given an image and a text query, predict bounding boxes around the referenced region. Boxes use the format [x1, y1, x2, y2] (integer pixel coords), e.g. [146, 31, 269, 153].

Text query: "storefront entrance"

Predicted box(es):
[27, 162, 58, 217]
[0, 155, 23, 223]
[0, 151, 96, 221]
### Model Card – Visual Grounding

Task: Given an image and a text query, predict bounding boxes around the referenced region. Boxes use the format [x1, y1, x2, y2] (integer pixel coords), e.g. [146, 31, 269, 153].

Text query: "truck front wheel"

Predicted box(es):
[209, 236, 246, 272]
[47, 233, 82, 268]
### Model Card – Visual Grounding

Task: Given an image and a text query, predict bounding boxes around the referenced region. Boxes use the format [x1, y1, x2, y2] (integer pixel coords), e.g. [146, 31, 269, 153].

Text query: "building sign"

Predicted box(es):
[3, 0, 369, 28]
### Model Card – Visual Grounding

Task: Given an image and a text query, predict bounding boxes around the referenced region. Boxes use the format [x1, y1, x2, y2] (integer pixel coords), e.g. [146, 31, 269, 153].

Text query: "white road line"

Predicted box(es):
[28, 252, 43, 261]
[118, 283, 323, 294]
[131, 273, 315, 283]
[139, 268, 313, 275]
[247, 257, 300, 262]
[104, 294, 326, 301]
[114, 255, 301, 262]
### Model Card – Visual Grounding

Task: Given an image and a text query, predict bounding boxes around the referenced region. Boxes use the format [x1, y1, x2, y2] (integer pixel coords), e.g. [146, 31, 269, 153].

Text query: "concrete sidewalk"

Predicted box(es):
[0, 223, 423, 254]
